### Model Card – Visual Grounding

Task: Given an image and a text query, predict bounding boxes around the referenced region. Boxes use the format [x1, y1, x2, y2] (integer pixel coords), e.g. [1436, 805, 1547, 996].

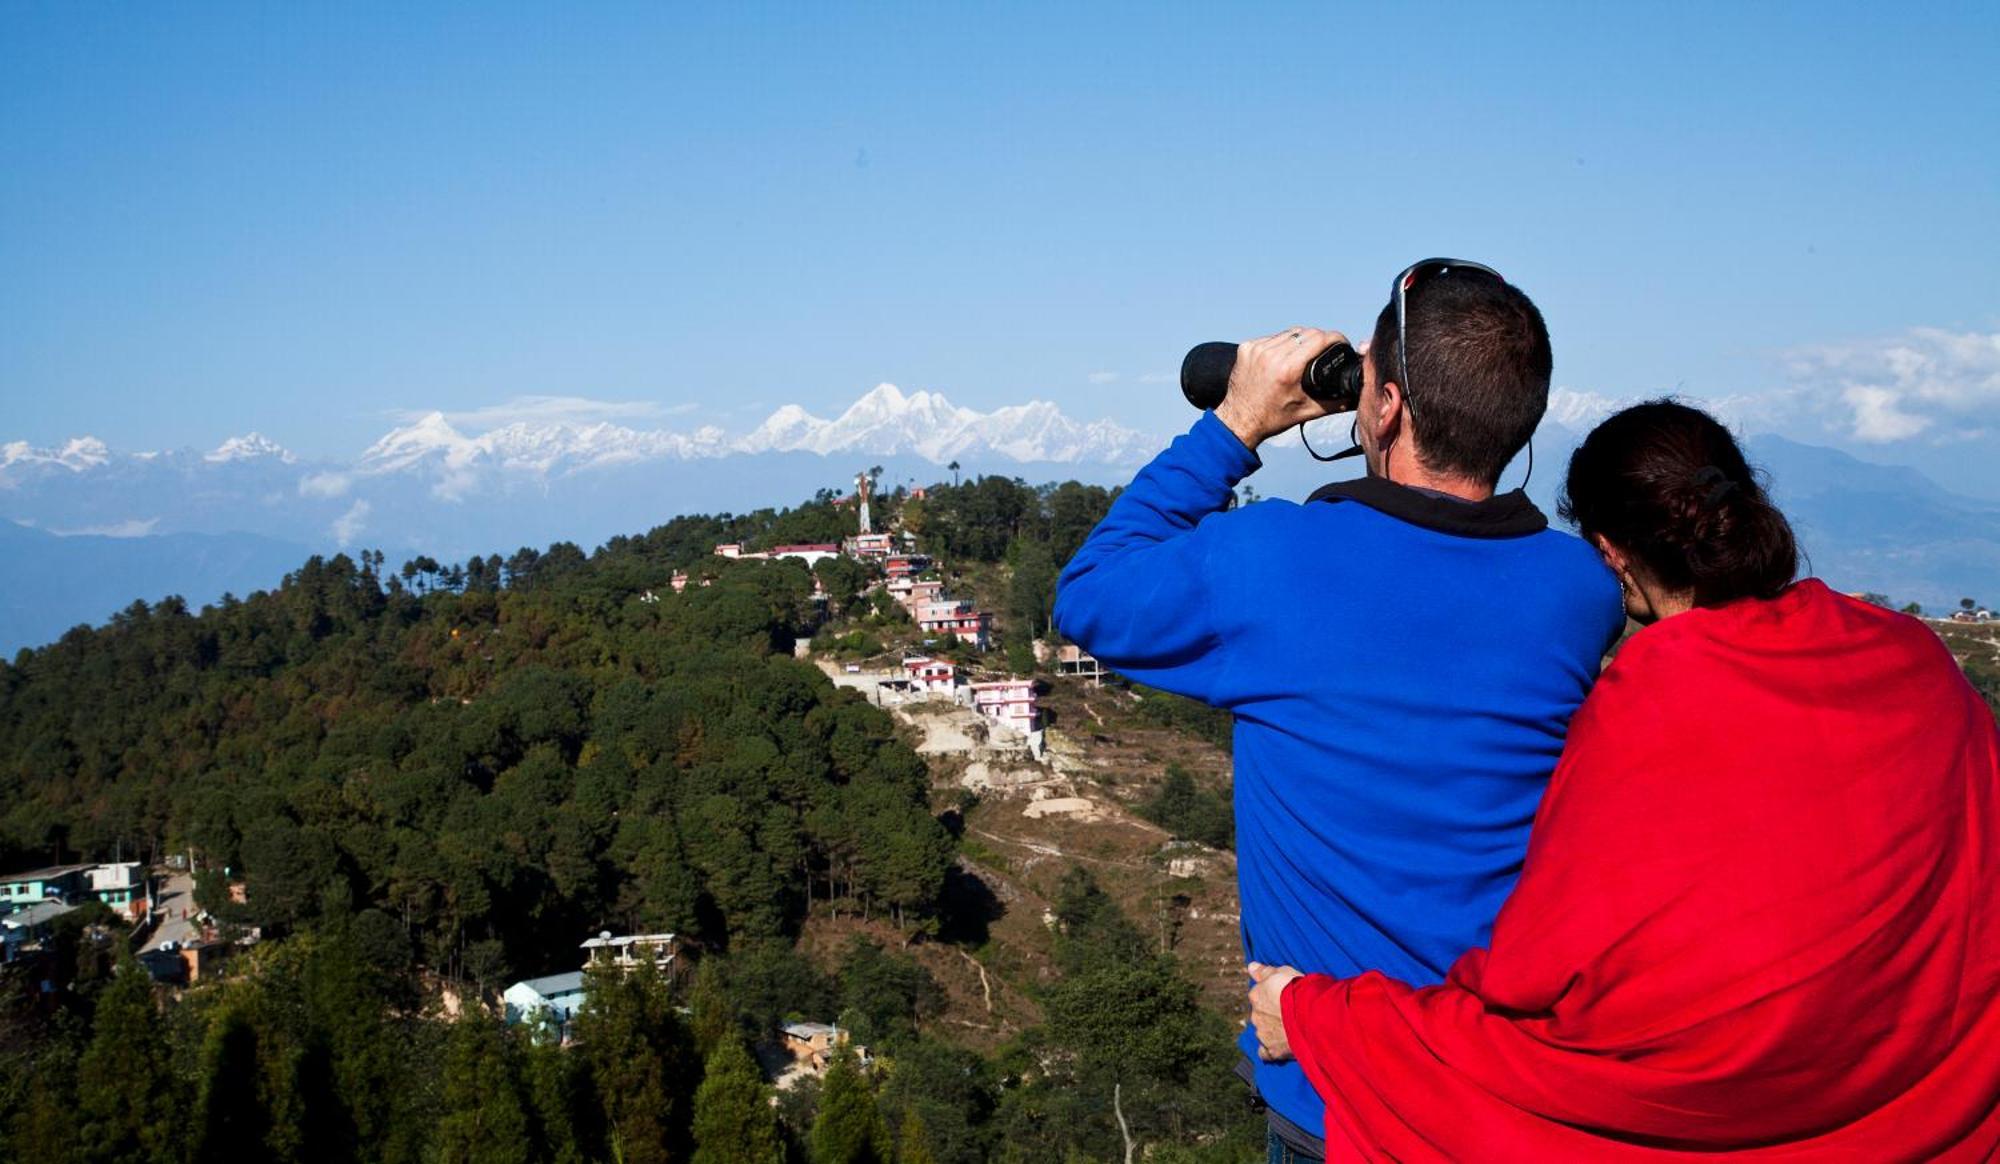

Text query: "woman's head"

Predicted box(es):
[1560, 400, 1798, 617]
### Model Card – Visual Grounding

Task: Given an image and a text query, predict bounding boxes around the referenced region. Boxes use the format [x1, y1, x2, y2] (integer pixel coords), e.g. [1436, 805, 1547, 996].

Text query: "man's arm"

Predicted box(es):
[1054, 325, 1348, 704]
[1053, 411, 1258, 704]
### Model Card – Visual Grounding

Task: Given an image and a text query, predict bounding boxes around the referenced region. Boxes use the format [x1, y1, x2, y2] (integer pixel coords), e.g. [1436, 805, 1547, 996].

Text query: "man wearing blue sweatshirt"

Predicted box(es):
[1053, 262, 1625, 1161]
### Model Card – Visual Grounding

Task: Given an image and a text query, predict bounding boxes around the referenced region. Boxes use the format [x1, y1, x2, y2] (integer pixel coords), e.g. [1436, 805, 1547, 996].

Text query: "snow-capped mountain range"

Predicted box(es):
[341, 383, 1153, 485]
[734, 385, 1147, 464]
[0, 384, 1160, 569]
[2, 436, 112, 473]
[4, 385, 1154, 496]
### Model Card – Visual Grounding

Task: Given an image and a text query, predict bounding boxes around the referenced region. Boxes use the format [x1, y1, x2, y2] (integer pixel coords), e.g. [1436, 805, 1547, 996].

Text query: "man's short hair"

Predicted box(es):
[1368, 274, 1552, 485]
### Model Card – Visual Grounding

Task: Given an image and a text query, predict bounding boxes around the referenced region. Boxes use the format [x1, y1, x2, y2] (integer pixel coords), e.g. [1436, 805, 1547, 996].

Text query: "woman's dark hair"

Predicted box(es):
[1559, 400, 1799, 606]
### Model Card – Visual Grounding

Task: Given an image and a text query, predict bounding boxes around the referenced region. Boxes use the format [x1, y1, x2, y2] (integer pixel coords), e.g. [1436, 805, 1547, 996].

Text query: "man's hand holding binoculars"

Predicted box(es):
[1214, 327, 1351, 452]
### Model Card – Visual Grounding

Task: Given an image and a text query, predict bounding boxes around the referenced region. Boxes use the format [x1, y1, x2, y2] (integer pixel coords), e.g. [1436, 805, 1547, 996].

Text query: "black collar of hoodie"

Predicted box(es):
[1306, 476, 1548, 538]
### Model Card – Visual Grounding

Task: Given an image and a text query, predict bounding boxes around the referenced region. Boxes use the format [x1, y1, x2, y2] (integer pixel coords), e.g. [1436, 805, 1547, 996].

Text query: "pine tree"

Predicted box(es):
[76, 957, 180, 1164]
[192, 1003, 271, 1163]
[6, 1044, 83, 1164]
[690, 1037, 784, 1164]
[433, 1016, 534, 1164]
[687, 956, 736, 1061]
[895, 1109, 936, 1164]
[810, 1044, 890, 1164]
[523, 1020, 598, 1164]
[575, 962, 696, 1164]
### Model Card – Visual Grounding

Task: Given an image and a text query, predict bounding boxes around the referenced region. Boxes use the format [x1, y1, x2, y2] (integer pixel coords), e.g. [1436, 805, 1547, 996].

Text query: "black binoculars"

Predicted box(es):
[1180, 339, 1364, 413]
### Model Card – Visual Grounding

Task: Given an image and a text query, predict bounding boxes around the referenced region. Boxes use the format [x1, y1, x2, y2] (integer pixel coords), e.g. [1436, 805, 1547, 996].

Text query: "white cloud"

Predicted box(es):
[1087, 371, 1121, 385]
[1540, 384, 1804, 440]
[330, 500, 371, 545]
[431, 471, 479, 503]
[52, 518, 158, 538]
[1785, 327, 2000, 443]
[391, 395, 673, 432]
[1841, 385, 1929, 443]
[299, 471, 351, 498]
[1137, 372, 1172, 384]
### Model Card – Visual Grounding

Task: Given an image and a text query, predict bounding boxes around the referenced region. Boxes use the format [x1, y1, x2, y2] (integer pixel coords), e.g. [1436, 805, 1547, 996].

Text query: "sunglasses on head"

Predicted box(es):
[1305, 257, 1508, 464]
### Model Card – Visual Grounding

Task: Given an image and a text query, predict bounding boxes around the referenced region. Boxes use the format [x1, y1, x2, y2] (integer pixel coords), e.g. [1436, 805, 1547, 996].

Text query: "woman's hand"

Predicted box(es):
[1247, 961, 1305, 1062]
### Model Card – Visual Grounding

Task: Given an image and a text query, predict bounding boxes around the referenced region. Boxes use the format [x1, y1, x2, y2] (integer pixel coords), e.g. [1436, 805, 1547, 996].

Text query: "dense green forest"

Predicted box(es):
[0, 477, 1261, 1162]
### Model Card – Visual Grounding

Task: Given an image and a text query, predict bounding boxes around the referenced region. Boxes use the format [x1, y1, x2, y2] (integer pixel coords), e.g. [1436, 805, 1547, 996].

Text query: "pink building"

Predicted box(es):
[900, 579, 945, 612]
[917, 599, 991, 650]
[969, 680, 1040, 734]
[845, 532, 895, 559]
[884, 554, 931, 579]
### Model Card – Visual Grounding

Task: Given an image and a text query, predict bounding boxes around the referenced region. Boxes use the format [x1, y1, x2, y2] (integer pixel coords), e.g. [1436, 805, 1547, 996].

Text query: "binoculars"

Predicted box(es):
[1180, 339, 1364, 414]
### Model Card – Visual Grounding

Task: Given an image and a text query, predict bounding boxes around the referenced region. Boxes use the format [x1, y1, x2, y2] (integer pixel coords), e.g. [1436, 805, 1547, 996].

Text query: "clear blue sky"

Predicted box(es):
[4, 2, 1997, 465]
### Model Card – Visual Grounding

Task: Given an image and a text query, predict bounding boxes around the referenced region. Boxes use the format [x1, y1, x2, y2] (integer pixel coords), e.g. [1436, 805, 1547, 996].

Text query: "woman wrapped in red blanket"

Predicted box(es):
[1248, 401, 2000, 1161]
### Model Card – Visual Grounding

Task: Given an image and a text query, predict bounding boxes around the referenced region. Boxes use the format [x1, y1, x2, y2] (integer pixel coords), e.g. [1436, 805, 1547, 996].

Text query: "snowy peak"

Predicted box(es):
[206, 432, 296, 464]
[786, 382, 981, 459]
[849, 381, 909, 414]
[1, 436, 111, 474]
[1544, 388, 1619, 432]
[733, 383, 1150, 464]
[357, 412, 481, 475]
[354, 411, 733, 492]
[738, 404, 829, 454]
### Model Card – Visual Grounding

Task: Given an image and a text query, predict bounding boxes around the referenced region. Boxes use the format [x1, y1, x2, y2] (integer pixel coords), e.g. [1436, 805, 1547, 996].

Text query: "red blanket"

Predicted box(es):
[1283, 580, 2000, 1160]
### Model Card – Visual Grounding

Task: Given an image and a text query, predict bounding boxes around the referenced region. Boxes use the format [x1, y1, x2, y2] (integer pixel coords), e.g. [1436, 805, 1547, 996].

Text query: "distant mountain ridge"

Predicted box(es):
[0, 521, 309, 657]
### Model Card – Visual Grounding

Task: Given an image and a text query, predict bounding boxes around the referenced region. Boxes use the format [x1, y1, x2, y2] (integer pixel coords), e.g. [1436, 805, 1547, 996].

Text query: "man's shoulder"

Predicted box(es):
[1521, 524, 1611, 570]
[1193, 497, 1311, 538]
[1515, 527, 1625, 639]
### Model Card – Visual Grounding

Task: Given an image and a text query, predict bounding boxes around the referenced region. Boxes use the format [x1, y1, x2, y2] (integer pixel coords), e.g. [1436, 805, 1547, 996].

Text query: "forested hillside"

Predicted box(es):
[0, 478, 1262, 1163]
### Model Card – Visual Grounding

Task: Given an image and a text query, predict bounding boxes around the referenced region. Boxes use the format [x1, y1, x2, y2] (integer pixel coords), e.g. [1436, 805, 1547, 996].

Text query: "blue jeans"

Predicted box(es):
[1268, 1125, 1325, 1164]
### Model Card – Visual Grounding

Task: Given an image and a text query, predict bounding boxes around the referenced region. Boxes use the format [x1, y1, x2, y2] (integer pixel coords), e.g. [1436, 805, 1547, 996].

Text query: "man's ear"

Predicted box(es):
[1375, 380, 1403, 444]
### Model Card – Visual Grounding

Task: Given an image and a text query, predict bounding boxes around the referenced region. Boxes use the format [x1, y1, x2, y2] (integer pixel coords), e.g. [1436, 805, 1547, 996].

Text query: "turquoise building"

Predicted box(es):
[0, 864, 90, 908]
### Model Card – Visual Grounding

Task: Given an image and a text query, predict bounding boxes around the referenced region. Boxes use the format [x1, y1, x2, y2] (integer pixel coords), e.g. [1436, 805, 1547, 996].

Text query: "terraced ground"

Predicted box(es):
[796, 667, 1247, 1051]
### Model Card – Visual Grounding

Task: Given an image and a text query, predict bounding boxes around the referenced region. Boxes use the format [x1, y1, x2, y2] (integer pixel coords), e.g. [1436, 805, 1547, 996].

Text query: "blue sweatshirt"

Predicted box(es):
[1053, 412, 1624, 1138]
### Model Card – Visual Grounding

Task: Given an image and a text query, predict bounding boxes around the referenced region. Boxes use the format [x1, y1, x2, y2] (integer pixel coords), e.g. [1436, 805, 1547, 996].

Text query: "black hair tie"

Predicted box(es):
[1692, 465, 1737, 507]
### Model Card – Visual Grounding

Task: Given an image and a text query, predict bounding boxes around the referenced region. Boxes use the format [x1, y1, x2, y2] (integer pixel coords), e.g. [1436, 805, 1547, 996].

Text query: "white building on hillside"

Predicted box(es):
[503, 971, 588, 1036]
[900, 656, 960, 698]
[580, 931, 678, 975]
[88, 862, 146, 911]
[970, 679, 1043, 755]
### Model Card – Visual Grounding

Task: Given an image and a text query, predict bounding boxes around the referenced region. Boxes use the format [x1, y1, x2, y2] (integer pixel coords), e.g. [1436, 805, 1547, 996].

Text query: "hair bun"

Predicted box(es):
[1691, 466, 1738, 507]
[1559, 401, 1799, 606]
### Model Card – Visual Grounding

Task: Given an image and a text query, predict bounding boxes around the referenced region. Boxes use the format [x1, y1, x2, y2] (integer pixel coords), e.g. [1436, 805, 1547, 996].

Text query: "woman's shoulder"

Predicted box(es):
[1591, 578, 1963, 718]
